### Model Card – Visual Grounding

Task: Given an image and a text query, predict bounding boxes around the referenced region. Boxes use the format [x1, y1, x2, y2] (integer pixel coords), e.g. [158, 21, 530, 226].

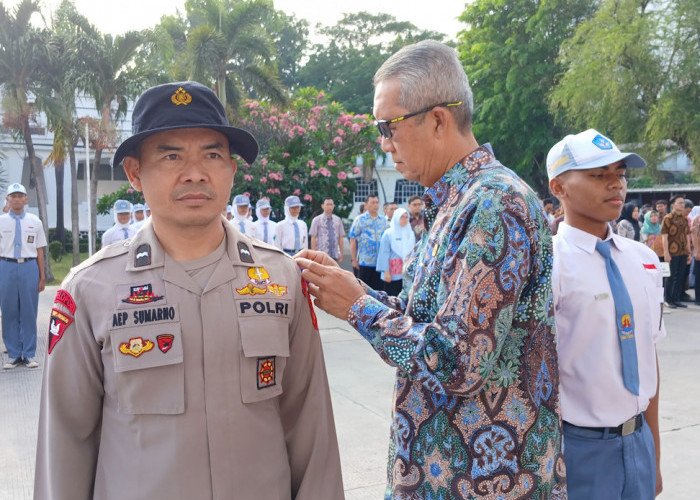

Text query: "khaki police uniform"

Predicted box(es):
[35, 218, 344, 500]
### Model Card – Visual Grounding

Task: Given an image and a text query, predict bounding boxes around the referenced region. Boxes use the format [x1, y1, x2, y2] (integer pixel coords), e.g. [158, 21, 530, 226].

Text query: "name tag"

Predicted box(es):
[594, 293, 609, 301]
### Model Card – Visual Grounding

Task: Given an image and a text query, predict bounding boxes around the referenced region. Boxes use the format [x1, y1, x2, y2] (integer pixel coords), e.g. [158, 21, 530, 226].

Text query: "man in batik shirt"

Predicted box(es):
[296, 40, 566, 500]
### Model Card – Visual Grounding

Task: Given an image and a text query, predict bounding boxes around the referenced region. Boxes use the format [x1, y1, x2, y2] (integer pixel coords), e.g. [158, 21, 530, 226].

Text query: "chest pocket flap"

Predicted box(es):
[239, 317, 290, 404]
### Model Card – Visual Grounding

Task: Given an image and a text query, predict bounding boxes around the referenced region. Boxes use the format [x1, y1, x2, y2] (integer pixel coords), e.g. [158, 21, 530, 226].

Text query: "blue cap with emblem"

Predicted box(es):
[7, 183, 27, 196]
[234, 194, 251, 206]
[285, 195, 303, 208]
[133, 203, 145, 212]
[256, 198, 271, 210]
[113, 199, 133, 214]
[112, 81, 258, 167]
[547, 129, 645, 181]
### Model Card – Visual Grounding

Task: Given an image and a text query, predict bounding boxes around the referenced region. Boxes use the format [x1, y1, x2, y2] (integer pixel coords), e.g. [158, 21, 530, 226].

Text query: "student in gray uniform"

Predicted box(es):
[34, 81, 344, 500]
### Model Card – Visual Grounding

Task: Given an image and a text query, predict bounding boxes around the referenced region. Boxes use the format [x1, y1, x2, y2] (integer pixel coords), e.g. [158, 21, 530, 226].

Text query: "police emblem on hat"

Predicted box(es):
[592, 134, 613, 150]
[119, 337, 155, 357]
[122, 283, 164, 304]
[257, 357, 276, 389]
[171, 87, 192, 106]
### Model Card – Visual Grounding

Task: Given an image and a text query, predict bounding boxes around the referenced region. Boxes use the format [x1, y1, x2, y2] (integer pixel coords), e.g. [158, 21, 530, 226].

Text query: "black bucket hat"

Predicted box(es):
[112, 81, 258, 167]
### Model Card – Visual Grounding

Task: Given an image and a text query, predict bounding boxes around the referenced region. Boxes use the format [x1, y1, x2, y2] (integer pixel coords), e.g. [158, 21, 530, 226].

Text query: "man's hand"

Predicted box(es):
[38, 278, 45, 293]
[656, 467, 663, 496]
[295, 250, 365, 320]
[383, 271, 391, 283]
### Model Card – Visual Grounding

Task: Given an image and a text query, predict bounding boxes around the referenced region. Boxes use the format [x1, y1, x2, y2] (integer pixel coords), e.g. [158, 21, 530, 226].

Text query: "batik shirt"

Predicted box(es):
[348, 145, 566, 499]
[349, 212, 388, 266]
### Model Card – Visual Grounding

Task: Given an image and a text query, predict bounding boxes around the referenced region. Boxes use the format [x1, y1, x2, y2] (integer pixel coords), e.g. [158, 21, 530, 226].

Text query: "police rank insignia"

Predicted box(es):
[119, 337, 155, 357]
[47, 308, 73, 354]
[157, 334, 174, 353]
[237, 241, 254, 263]
[122, 284, 164, 304]
[134, 244, 151, 267]
[257, 357, 276, 389]
[171, 87, 192, 106]
[236, 267, 288, 297]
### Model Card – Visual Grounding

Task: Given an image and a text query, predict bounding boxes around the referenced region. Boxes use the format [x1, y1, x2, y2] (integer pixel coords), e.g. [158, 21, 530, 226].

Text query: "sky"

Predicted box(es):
[13, 0, 467, 41]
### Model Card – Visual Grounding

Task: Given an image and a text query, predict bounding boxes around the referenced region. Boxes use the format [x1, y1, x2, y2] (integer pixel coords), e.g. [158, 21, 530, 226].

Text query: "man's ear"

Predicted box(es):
[549, 176, 565, 199]
[123, 156, 143, 192]
[431, 107, 450, 138]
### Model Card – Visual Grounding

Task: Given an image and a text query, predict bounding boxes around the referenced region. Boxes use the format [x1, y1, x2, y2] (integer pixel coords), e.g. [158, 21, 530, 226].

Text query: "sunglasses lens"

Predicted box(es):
[376, 122, 391, 139]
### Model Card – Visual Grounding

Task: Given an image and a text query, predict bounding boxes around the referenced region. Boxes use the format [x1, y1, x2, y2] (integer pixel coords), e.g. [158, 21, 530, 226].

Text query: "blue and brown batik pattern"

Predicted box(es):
[348, 145, 566, 499]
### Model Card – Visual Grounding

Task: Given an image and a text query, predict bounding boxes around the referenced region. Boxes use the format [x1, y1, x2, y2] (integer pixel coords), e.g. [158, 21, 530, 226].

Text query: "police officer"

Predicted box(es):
[100, 199, 136, 247]
[35, 81, 344, 500]
[0, 183, 47, 369]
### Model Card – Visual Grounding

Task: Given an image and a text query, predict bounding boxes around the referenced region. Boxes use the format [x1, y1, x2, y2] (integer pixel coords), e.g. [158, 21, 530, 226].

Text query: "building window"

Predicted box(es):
[393, 179, 424, 204]
[353, 178, 378, 203]
[77, 160, 121, 181]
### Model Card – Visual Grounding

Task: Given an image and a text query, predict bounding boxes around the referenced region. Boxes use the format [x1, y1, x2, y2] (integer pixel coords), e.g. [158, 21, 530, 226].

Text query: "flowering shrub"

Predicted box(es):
[232, 88, 380, 219]
[97, 184, 145, 215]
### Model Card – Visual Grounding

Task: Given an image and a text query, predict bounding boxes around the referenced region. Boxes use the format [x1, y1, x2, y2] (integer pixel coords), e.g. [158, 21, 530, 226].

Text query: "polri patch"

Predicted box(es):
[134, 244, 151, 267]
[47, 308, 73, 354]
[122, 283, 164, 304]
[119, 337, 155, 357]
[237, 241, 254, 263]
[54, 289, 76, 315]
[257, 357, 276, 389]
[157, 334, 174, 353]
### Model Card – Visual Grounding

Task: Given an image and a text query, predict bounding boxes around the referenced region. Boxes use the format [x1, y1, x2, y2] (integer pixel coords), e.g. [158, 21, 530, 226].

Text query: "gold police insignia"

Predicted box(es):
[119, 337, 155, 357]
[171, 87, 192, 106]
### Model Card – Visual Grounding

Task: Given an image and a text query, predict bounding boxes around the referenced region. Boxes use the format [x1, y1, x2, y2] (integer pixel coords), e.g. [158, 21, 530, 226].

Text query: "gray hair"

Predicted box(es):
[373, 40, 473, 132]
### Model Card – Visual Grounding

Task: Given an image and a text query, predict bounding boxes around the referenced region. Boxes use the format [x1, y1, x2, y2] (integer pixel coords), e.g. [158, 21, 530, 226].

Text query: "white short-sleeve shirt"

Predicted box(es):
[553, 222, 666, 427]
[0, 212, 47, 258]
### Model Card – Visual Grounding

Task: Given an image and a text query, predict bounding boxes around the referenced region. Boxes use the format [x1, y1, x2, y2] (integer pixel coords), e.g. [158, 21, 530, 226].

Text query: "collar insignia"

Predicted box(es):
[119, 337, 155, 357]
[134, 244, 151, 267]
[171, 87, 192, 106]
[237, 241, 254, 263]
[122, 283, 164, 304]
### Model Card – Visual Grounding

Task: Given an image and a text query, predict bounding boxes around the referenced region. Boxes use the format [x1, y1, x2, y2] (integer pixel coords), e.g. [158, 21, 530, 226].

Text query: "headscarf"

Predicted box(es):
[112, 200, 133, 229]
[617, 202, 640, 241]
[255, 198, 272, 222]
[388, 208, 416, 259]
[641, 210, 661, 235]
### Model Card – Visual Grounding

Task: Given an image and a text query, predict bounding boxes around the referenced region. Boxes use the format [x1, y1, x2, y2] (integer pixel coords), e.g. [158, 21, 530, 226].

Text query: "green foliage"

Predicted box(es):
[233, 89, 380, 219]
[297, 12, 448, 114]
[627, 175, 656, 188]
[49, 240, 64, 262]
[97, 184, 146, 215]
[459, 0, 596, 194]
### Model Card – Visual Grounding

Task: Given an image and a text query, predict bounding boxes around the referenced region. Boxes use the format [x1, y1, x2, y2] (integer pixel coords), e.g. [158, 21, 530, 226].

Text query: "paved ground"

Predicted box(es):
[1, 280, 699, 499]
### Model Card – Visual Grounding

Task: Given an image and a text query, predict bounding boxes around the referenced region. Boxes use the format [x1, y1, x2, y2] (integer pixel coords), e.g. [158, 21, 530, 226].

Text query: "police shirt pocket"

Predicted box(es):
[110, 324, 184, 414]
[238, 318, 290, 404]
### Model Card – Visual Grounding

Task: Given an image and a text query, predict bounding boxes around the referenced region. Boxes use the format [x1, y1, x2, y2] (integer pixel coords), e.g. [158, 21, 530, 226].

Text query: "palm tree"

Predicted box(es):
[69, 24, 147, 252]
[186, 0, 287, 110]
[0, 0, 54, 281]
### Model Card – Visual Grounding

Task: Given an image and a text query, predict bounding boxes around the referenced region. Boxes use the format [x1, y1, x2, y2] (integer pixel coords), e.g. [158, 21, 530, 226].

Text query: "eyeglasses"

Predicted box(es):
[375, 101, 463, 139]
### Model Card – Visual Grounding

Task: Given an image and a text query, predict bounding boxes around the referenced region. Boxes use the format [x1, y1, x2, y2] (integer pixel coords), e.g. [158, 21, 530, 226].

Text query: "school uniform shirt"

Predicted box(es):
[253, 218, 277, 245]
[553, 222, 666, 427]
[0, 211, 47, 257]
[35, 218, 344, 500]
[230, 215, 257, 238]
[101, 223, 137, 247]
[274, 219, 308, 252]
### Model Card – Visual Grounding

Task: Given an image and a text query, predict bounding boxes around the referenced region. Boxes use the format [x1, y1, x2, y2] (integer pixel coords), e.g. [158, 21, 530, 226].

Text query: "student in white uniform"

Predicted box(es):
[101, 200, 137, 247]
[253, 198, 276, 245]
[275, 195, 307, 256]
[547, 129, 665, 500]
[231, 194, 256, 237]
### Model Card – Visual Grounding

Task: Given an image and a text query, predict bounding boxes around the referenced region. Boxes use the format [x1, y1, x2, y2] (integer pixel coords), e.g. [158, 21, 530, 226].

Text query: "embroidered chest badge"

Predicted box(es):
[257, 357, 276, 389]
[122, 283, 164, 304]
[156, 334, 174, 353]
[119, 337, 155, 357]
[236, 267, 288, 297]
